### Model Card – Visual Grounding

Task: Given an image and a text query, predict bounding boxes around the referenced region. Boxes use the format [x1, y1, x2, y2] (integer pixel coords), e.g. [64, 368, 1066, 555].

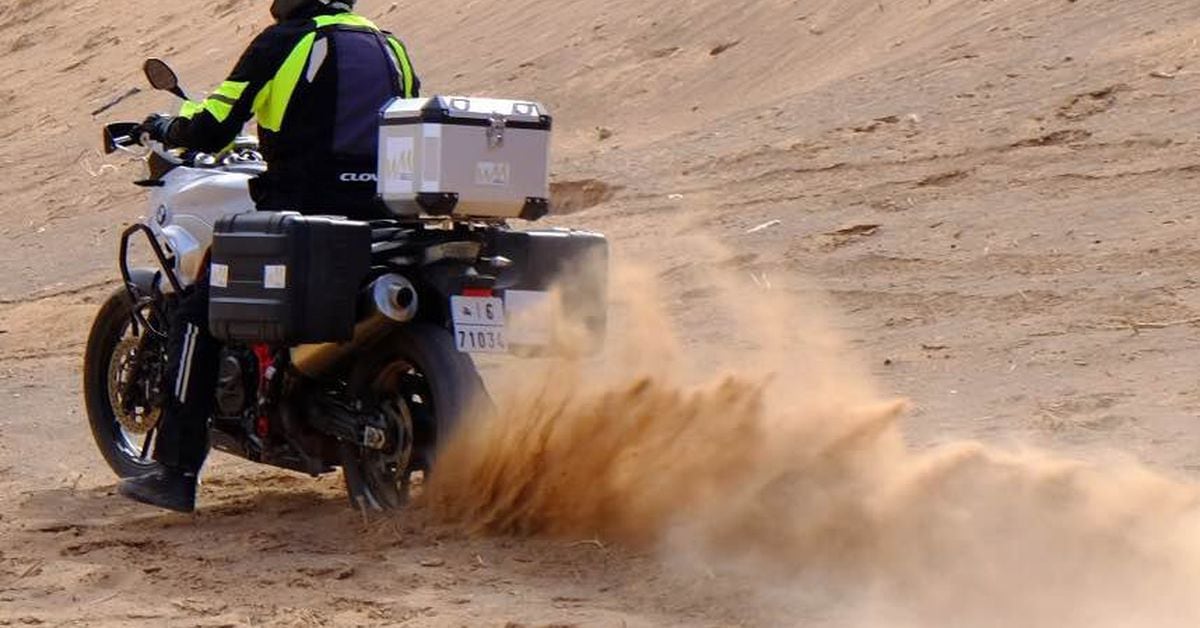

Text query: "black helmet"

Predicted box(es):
[270, 0, 355, 21]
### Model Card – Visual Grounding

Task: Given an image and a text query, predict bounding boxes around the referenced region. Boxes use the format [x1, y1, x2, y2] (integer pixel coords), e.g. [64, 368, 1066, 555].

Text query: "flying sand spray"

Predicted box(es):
[427, 252, 1200, 627]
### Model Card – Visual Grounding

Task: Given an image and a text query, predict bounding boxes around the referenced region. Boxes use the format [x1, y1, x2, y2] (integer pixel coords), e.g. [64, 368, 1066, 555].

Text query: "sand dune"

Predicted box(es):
[5, 1, 1200, 625]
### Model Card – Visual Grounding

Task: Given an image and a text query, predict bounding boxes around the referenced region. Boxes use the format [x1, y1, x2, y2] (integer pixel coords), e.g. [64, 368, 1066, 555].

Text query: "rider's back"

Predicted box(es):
[166, 5, 419, 219]
[251, 12, 418, 217]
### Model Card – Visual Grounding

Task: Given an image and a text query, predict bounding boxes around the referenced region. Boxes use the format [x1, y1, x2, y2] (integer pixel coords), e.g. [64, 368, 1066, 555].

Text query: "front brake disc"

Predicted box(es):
[108, 335, 162, 435]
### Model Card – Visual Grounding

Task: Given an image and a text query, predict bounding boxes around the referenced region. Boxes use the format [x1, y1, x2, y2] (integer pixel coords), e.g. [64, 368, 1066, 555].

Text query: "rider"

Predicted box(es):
[118, 0, 420, 512]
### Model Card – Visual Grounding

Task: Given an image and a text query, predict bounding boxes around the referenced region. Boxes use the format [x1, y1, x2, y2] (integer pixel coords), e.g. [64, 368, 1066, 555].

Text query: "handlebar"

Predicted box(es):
[102, 122, 179, 164]
[102, 122, 142, 154]
[102, 121, 262, 177]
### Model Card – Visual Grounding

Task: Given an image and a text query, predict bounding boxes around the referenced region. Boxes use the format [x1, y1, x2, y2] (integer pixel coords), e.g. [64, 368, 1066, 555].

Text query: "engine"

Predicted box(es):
[215, 348, 258, 419]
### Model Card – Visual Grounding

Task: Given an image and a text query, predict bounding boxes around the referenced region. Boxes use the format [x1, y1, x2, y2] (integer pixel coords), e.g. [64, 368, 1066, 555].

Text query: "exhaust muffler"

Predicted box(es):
[291, 274, 420, 377]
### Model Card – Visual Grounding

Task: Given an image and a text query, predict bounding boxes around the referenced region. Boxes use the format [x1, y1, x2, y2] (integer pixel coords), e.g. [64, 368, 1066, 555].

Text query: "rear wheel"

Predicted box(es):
[82, 287, 171, 479]
[342, 323, 490, 510]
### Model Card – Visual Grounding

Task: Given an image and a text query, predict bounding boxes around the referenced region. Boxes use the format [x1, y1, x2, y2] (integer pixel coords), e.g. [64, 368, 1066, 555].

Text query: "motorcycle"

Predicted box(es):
[84, 59, 607, 510]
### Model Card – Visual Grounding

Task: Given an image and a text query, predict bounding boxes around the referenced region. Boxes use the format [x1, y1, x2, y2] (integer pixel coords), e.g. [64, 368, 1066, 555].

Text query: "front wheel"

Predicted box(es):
[82, 287, 171, 479]
[343, 323, 491, 510]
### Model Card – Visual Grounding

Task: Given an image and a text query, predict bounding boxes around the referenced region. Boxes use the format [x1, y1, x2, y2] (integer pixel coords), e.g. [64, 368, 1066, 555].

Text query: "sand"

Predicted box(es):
[5, 0, 1200, 625]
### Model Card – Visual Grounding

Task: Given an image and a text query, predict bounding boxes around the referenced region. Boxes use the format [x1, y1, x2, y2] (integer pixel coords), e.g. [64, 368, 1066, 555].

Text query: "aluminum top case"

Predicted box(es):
[377, 96, 552, 221]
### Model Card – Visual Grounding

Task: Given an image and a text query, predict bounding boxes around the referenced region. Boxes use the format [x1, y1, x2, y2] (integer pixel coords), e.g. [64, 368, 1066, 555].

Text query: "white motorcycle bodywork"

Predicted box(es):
[143, 162, 262, 290]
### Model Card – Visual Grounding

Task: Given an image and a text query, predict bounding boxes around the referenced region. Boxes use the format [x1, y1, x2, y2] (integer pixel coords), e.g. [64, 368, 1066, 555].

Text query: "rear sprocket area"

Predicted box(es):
[342, 389, 416, 511]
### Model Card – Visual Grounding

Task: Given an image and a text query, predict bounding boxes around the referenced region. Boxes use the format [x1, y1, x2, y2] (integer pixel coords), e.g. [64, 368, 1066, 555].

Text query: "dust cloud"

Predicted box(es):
[427, 257, 1200, 627]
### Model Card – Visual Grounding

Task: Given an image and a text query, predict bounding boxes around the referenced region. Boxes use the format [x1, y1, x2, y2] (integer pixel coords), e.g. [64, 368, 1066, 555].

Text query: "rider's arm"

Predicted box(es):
[164, 25, 299, 153]
[383, 33, 421, 98]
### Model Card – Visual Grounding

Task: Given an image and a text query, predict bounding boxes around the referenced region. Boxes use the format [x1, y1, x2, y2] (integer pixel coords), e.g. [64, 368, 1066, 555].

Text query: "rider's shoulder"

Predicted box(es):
[244, 19, 320, 55]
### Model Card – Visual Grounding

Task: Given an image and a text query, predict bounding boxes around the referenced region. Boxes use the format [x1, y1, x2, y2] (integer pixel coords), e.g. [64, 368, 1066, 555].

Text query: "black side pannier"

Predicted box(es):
[489, 228, 609, 350]
[209, 212, 371, 344]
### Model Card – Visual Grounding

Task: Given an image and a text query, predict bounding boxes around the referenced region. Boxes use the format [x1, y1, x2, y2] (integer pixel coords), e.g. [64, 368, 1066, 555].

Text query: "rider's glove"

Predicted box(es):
[139, 113, 176, 145]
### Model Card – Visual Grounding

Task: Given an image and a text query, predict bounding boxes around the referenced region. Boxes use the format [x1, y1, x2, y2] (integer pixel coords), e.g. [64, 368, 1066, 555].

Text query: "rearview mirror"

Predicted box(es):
[143, 58, 187, 100]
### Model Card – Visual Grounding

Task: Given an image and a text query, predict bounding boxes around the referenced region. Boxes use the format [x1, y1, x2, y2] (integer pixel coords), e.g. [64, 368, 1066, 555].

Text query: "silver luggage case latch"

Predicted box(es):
[487, 114, 507, 148]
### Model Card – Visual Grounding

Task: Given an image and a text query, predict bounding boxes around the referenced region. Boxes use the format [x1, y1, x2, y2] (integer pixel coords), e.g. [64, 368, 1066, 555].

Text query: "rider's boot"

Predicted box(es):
[118, 283, 215, 514]
[118, 468, 198, 513]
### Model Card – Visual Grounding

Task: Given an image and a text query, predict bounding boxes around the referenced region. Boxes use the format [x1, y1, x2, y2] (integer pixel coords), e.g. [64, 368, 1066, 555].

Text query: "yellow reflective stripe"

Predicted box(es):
[213, 80, 248, 102]
[387, 37, 416, 97]
[203, 99, 233, 122]
[178, 100, 204, 119]
[252, 32, 316, 132]
[174, 81, 250, 123]
[313, 13, 378, 29]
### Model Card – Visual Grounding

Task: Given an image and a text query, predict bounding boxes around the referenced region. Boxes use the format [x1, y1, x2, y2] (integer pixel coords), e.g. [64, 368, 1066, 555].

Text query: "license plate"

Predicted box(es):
[451, 296, 507, 354]
[455, 325, 508, 353]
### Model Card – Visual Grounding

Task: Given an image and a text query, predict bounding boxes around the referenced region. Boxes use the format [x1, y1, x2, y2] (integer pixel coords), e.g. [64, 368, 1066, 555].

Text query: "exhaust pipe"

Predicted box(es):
[291, 274, 420, 377]
[371, 274, 419, 323]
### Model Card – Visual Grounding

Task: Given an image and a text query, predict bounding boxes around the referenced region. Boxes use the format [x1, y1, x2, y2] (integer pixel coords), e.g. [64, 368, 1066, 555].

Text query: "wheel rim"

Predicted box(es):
[363, 395, 415, 497]
[353, 360, 431, 509]
[393, 364, 438, 465]
[105, 315, 166, 465]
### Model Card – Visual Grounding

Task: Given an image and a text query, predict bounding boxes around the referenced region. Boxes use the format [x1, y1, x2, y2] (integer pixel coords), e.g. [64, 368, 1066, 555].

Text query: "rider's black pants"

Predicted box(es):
[154, 280, 219, 474]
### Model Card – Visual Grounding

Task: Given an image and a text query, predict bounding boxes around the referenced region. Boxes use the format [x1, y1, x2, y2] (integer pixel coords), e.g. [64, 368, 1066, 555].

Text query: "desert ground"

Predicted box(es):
[6, 0, 1200, 626]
